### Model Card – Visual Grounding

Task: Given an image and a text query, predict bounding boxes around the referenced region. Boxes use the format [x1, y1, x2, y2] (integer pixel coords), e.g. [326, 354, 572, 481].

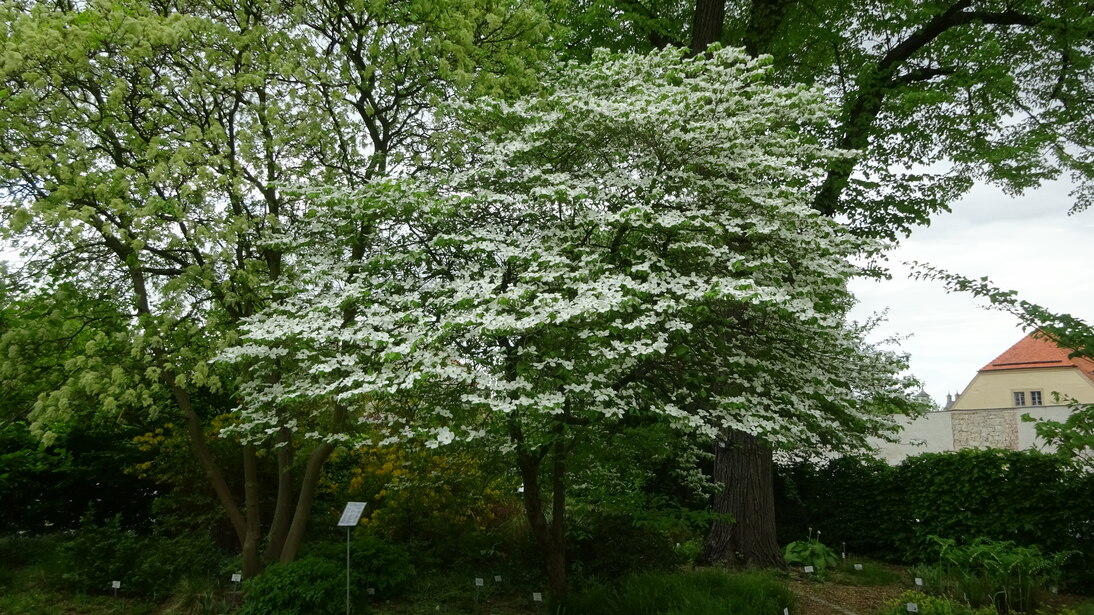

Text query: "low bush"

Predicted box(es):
[239, 557, 345, 615]
[914, 536, 1072, 613]
[560, 569, 793, 615]
[568, 514, 685, 583]
[55, 513, 228, 597]
[303, 533, 415, 598]
[784, 529, 838, 579]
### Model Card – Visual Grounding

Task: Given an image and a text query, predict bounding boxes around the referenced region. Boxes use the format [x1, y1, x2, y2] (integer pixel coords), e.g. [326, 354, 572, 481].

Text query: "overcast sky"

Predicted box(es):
[848, 178, 1094, 407]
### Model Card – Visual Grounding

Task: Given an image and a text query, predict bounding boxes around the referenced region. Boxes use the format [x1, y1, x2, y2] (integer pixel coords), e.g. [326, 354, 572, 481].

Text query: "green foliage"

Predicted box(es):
[559, 569, 793, 615]
[568, 514, 686, 583]
[302, 534, 415, 598]
[879, 591, 998, 615]
[829, 559, 901, 586]
[239, 557, 345, 615]
[56, 513, 228, 598]
[914, 536, 1073, 614]
[784, 531, 838, 578]
[775, 450, 1094, 592]
[0, 589, 156, 615]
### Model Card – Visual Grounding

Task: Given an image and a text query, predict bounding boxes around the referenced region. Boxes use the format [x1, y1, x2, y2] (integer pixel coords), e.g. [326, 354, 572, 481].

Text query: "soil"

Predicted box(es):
[790, 578, 905, 615]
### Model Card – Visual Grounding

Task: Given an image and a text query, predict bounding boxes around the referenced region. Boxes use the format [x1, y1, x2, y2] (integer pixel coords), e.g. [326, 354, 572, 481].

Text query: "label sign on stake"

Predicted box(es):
[907, 603, 919, 613]
[367, 588, 375, 595]
[532, 592, 543, 602]
[854, 564, 863, 571]
[803, 565, 814, 573]
[915, 577, 924, 587]
[112, 581, 121, 589]
[231, 573, 242, 583]
[495, 575, 502, 582]
[337, 502, 367, 527]
[475, 578, 484, 587]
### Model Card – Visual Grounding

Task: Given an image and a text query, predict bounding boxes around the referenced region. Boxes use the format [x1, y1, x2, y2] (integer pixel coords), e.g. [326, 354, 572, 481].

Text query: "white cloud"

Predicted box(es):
[850, 178, 1094, 406]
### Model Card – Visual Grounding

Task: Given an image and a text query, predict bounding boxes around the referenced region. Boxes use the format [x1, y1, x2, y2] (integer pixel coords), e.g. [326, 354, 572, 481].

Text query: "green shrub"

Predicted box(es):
[915, 536, 1073, 614]
[879, 591, 998, 615]
[775, 450, 1094, 592]
[303, 533, 415, 598]
[560, 569, 793, 615]
[55, 513, 228, 597]
[784, 529, 838, 579]
[240, 557, 345, 615]
[568, 515, 684, 583]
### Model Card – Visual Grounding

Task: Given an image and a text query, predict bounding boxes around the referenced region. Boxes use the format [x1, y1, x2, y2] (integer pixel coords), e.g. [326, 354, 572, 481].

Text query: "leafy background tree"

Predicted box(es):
[1, 0, 554, 577]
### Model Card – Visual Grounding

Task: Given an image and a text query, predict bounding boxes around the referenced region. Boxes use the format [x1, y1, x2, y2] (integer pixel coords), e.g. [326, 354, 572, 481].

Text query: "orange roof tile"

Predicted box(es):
[980, 331, 1094, 383]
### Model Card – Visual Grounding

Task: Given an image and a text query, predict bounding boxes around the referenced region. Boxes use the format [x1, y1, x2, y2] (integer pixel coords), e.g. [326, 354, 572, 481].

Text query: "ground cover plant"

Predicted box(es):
[912, 536, 1073, 614]
[784, 529, 839, 579]
[559, 569, 793, 615]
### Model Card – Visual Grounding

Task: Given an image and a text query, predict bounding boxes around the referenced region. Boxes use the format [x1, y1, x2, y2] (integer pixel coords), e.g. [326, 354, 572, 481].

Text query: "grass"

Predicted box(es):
[0, 587, 157, 615]
[828, 558, 903, 586]
[558, 568, 793, 615]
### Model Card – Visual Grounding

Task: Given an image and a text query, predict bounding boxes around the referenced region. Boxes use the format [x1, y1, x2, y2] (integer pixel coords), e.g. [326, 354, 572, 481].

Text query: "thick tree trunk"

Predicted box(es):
[699, 429, 782, 568]
[689, 0, 725, 54]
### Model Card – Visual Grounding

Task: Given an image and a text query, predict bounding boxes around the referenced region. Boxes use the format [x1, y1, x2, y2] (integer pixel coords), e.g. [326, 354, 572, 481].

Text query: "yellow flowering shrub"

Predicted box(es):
[322, 442, 519, 549]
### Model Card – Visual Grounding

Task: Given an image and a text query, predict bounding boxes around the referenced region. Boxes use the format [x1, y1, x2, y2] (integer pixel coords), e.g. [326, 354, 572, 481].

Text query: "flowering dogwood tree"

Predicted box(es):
[226, 46, 916, 593]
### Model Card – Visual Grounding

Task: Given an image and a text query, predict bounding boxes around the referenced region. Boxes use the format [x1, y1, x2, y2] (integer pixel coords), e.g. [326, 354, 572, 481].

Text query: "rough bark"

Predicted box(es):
[689, 0, 725, 54]
[698, 429, 782, 568]
[242, 444, 263, 578]
[279, 402, 347, 563]
[263, 426, 295, 562]
[512, 418, 568, 597]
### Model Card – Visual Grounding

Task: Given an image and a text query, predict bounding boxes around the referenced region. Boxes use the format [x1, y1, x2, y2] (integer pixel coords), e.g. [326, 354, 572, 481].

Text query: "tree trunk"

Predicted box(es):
[264, 426, 295, 562]
[512, 417, 569, 597]
[242, 444, 263, 578]
[689, 0, 725, 54]
[699, 429, 782, 568]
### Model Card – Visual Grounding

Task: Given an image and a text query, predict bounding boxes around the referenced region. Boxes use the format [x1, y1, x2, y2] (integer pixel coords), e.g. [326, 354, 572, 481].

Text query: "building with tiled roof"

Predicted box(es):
[873, 331, 1094, 463]
[950, 331, 1094, 410]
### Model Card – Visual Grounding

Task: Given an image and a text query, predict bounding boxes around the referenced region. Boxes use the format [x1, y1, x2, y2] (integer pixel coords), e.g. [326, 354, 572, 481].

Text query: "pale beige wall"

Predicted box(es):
[869, 404, 1076, 464]
[950, 367, 1094, 410]
[1018, 405, 1076, 451]
[869, 412, 953, 464]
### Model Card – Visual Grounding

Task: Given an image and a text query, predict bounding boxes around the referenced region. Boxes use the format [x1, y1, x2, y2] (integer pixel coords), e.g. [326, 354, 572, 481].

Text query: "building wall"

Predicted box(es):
[950, 367, 1094, 410]
[870, 411, 952, 465]
[870, 405, 1074, 464]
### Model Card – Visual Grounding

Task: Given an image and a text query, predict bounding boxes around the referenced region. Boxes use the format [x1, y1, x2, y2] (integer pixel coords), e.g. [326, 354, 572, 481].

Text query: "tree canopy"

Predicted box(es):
[221, 46, 916, 592]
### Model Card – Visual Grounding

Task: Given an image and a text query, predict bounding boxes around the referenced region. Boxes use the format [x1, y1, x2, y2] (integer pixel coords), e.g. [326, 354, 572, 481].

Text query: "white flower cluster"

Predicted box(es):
[220, 47, 912, 453]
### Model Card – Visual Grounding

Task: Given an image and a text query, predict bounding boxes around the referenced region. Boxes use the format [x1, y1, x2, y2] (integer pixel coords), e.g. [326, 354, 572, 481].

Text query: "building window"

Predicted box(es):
[1030, 391, 1043, 406]
[1013, 391, 1026, 407]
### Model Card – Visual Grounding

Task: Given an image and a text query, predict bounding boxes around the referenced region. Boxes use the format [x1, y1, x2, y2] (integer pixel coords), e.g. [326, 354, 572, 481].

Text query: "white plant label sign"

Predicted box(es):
[111, 581, 121, 589]
[231, 573, 242, 582]
[803, 565, 814, 573]
[854, 564, 863, 571]
[475, 578, 484, 587]
[533, 592, 543, 602]
[907, 603, 919, 613]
